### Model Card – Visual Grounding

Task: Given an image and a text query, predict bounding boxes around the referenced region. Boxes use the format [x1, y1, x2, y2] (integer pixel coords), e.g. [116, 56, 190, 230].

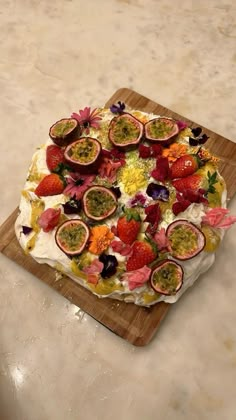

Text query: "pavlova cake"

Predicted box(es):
[15, 102, 236, 306]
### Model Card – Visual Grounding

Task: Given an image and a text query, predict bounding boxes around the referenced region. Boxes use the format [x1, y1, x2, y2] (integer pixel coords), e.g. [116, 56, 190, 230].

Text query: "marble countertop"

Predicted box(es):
[1, 1, 236, 419]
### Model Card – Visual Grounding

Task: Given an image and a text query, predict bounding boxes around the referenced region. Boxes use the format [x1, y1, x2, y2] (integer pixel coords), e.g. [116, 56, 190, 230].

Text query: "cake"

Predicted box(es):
[15, 103, 236, 306]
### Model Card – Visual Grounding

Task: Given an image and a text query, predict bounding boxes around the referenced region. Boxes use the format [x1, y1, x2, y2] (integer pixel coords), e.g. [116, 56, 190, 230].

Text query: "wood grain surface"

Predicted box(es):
[0, 88, 236, 346]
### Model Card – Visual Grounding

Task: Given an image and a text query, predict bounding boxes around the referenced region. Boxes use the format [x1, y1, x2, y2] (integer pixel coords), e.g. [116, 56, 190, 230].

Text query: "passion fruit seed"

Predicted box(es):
[83, 186, 117, 220]
[55, 220, 89, 256]
[167, 220, 205, 260]
[109, 113, 143, 148]
[151, 260, 183, 295]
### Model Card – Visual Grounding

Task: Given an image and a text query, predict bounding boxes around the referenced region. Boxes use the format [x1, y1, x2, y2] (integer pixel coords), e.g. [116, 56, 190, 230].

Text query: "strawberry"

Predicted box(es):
[117, 209, 141, 245]
[170, 152, 203, 179]
[172, 174, 203, 192]
[46, 145, 65, 172]
[126, 240, 157, 271]
[172, 171, 217, 194]
[35, 174, 64, 196]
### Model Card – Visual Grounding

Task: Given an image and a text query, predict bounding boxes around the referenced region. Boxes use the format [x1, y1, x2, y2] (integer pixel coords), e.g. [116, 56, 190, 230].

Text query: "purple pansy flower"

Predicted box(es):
[110, 101, 126, 114]
[146, 183, 169, 201]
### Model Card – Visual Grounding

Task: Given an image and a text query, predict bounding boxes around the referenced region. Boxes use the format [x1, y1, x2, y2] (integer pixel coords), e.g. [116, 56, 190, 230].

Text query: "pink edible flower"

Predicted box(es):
[98, 158, 123, 183]
[38, 208, 61, 232]
[154, 228, 169, 251]
[64, 173, 95, 200]
[71, 107, 102, 134]
[122, 265, 151, 291]
[128, 192, 146, 208]
[176, 120, 188, 131]
[111, 240, 132, 256]
[202, 208, 236, 229]
[83, 259, 104, 285]
[83, 259, 104, 275]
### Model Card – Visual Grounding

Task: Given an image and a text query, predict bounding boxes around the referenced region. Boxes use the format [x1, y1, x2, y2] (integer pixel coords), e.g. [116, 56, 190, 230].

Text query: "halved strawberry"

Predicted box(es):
[126, 240, 157, 271]
[35, 174, 64, 196]
[46, 145, 65, 172]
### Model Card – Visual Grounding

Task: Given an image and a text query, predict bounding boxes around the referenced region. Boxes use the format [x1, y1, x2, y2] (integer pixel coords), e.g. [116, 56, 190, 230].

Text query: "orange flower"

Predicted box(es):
[88, 225, 114, 255]
[162, 143, 188, 162]
[198, 148, 220, 166]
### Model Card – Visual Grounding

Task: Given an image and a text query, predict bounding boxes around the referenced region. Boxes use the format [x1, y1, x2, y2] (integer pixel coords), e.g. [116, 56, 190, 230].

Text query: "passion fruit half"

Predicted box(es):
[145, 117, 179, 145]
[55, 219, 89, 256]
[64, 137, 101, 173]
[49, 118, 80, 147]
[150, 259, 183, 295]
[82, 186, 117, 221]
[108, 113, 143, 149]
[166, 220, 206, 260]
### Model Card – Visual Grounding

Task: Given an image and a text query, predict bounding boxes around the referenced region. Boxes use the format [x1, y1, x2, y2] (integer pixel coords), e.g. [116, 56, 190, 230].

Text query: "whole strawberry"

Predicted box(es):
[126, 240, 157, 271]
[46, 145, 65, 172]
[170, 151, 204, 179]
[117, 208, 141, 245]
[35, 174, 64, 196]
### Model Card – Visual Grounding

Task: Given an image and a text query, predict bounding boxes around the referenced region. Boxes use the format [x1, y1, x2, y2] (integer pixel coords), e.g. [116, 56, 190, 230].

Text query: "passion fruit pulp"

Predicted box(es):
[166, 220, 206, 260]
[150, 259, 183, 295]
[108, 113, 143, 149]
[64, 137, 101, 173]
[55, 219, 89, 256]
[82, 186, 117, 221]
[49, 118, 80, 147]
[145, 117, 179, 145]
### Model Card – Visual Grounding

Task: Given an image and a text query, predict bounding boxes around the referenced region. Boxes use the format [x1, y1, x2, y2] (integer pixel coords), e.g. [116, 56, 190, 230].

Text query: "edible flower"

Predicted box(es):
[189, 127, 209, 146]
[110, 101, 126, 114]
[202, 208, 236, 229]
[172, 189, 207, 216]
[162, 143, 188, 162]
[154, 228, 169, 251]
[99, 253, 118, 278]
[98, 158, 124, 183]
[64, 173, 95, 200]
[128, 192, 146, 208]
[22, 226, 33, 235]
[62, 197, 81, 214]
[38, 208, 61, 232]
[198, 148, 219, 166]
[120, 166, 147, 195]
[139, 144, 162, 159]
[102, 148, 126, 163]
[111, 240, 132, 256]
[151, 157, 170, 183]
[71, 107, 102, 134]
[146, 183, 169, 201]
[121, 265, 151, 291]
[176, 120, 188, 131]
[144, 203, 161, 235]
[88, 225, 114, 255]
[83, 259, 104, 285]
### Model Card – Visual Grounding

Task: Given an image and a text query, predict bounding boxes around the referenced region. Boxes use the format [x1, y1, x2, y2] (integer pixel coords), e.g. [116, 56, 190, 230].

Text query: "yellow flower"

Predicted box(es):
[88, 225, 114, 255]
[120, 166, 147, 195]
[162, 143, 188, 162]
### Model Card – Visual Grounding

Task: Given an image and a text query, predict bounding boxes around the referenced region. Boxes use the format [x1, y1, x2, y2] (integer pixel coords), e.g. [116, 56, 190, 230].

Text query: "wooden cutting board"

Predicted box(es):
[1, 88, 236, 346]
